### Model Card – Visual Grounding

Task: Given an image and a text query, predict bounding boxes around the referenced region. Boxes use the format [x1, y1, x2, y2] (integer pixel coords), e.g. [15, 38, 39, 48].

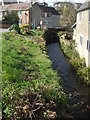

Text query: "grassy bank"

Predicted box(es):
[2, 32, 66, 119]
[58, 32, 89, 84]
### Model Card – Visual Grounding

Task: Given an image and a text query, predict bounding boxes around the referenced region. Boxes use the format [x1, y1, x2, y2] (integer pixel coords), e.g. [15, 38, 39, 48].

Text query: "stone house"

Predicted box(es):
[54, 2, 82, 12]
[73, 3, 82, 11]
[0, 2, 31, 26]
[0, 0, 18, 5]
[73, 0, 90, 67]
[54, 2, 73, 11]
[31, 2, 60, 29]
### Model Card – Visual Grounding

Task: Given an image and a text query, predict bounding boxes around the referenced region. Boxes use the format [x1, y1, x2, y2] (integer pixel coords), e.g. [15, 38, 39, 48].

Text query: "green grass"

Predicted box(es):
[2, 32, 66, 119]
[59, 34, 89, 84]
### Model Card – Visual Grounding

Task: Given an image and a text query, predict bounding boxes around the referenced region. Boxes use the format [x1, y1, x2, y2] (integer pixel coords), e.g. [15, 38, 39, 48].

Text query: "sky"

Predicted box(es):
[40, 0, 86, 6]
[0, 0, 86, 6]
[22, 0, 86, 6]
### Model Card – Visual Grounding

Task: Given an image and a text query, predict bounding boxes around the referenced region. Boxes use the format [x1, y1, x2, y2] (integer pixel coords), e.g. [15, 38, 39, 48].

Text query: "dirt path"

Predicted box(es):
[47, 43, 89, 119]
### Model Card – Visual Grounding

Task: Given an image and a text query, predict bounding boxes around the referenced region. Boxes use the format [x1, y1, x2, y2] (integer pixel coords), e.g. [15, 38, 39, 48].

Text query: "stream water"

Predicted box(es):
[47, 43, 89, 119]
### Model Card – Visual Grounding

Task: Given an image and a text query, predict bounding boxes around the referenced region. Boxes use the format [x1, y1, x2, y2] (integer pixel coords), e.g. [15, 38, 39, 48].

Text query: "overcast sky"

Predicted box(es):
[0, 0, 86, 6]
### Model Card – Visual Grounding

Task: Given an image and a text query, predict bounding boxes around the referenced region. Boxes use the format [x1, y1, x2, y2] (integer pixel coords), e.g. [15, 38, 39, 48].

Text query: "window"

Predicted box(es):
[24, 15, 27, 24]
[58, 4, 60, 7]
[89, 11, 90, 21]
[48, 13, 52, 17]
[45, 13, 47, 17]
[19, 19, 22, 25]
[87, 40, 90, 52]
[18, 10, 22, 16]
[79, 12, 82, 21]
[80, 36, 83, 45]
[23, 11, 26, 14]
[8, 11, 11, 14]
[44, 20, 48, 25]
[0, 11, 2, 16]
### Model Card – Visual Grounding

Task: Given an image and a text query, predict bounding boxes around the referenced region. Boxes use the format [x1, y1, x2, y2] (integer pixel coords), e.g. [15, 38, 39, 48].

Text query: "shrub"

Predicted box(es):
[30, 29, 42, 36]
[42, 29, 59, 44]
[20, 24, 30, 34]
[58, 32, 65, 37]
[60, 37, 89, 83]
[2, 11, 18, 25]
[9, 24, 20, 33]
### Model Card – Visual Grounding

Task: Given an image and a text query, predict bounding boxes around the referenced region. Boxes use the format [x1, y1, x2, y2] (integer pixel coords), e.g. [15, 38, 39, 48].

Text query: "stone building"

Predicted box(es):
[54, 2, 73, 11]
[73, 0, 90, 67]
[73, 3, 82, 11]
[0, 2, 31, 26]
[32, 2, 60, 29]
[54, 2, 82, 12]
[0, 0, 18, 5]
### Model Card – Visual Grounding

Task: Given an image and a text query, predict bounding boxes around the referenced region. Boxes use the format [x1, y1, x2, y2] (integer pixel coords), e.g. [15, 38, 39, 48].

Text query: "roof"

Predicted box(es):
[0, 3, 31, 11]
[38, 5, 60, 15]
[77, 1, 90, 13]
[3, 0, 17, 2]
[54, 2, 72, 5]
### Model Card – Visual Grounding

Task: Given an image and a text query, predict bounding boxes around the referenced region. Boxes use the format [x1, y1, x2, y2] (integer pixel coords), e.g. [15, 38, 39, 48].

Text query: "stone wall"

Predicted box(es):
[0, 23, 12, 28]
[32, 4, 41, 28]
[76, 10, 90, 67]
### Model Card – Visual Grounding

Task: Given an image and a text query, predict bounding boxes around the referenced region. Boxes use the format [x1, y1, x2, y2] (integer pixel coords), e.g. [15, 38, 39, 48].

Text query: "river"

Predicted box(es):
[47, 43, 89, 119]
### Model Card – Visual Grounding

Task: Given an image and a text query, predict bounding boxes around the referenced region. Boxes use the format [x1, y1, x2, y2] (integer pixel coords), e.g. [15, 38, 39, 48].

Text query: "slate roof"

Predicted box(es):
[54, 2, 72, 5]
[38, 5, 60, 15]
[3, 0, 17, 2]
[77, 1, 90, 13]
[0, 3, 31, 11]
[0, 0, 17, 5]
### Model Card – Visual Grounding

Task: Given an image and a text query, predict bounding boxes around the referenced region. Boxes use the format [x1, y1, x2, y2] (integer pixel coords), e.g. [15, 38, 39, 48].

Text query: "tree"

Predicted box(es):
[2, 11, 19, 25]
[60, 5, 76, 28]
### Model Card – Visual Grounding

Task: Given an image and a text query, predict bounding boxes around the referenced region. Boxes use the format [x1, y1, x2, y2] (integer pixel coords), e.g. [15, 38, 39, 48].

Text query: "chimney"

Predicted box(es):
[2, 0, 4, 5]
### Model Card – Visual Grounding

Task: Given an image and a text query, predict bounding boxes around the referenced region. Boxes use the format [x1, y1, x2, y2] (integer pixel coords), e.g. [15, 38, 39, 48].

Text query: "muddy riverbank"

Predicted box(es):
[47, 43, 89, 119]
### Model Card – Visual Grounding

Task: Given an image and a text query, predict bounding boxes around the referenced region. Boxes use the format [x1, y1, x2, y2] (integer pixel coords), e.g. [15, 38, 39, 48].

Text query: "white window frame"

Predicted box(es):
[45, 12, 47, 17]
[19, 19, 22, 25]
[79, 12, 82, 21]
[18, 10, 22, 16]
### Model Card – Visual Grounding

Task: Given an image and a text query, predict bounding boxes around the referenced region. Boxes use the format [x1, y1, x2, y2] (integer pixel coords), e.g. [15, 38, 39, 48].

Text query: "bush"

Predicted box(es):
[58, 32, 65, 37]
[60, 38, 89, 84]
[42, 29, 59, 44]
[2, 11, 18, 25]
[30, 29, 42, 36]
[9, 24, 20, 33]
[20, 24, 30, 34]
